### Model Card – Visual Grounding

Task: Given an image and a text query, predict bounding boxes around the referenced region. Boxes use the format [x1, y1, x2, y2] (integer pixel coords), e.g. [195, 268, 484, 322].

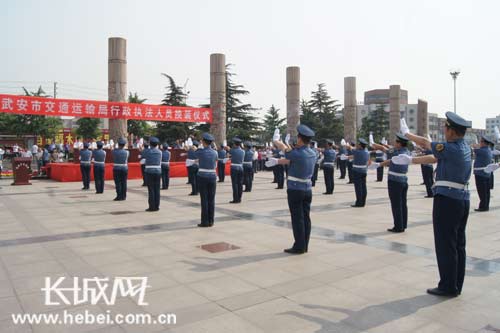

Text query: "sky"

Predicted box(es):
[1, 0, 499, 128]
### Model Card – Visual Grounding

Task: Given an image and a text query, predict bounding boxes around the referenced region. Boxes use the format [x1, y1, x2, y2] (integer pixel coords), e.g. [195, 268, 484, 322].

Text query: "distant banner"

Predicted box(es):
[0, 94, 212, 123]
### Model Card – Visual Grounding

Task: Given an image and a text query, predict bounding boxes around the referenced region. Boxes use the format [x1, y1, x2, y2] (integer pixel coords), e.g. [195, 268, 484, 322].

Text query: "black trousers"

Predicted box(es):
[421, 165, 434, 197]
[146, 173, 161, 210]
[353, 171, 367, 206]
[188, 166, 199, 194]
[312, 164, 319, 187]
[388, 180, 408, 230]
[490, 172, 494, 190]
[432, 194, 469, 294]
[323, 166, 334, 194]
[475, 175, 491, 210]
[339, 160, 346, 178]
[243, 166, 254, 192]
[161, 166, 170, 189]
[230, 167, 243, 202]
[113, 168, 128, 200]
[274, 165, 284, 188]
[347, 162, 353, 183]
[376, 165, 384, 182]
[198, 176, 216, 225]
[287, 189, 312, 251]
[93, 165, 105, 193]
[80, 165, 90, 189]
[141, 164, 146, 185]
[253, 160, 258, 173]
[217, 161, 225, 182]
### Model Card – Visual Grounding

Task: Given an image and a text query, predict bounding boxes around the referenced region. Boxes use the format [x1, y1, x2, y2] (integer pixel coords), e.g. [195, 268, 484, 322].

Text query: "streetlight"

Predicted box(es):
[449, 69, 460, 114]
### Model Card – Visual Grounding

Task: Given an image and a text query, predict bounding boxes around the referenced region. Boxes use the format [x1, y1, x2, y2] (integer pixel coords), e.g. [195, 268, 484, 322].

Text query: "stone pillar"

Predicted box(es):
[286, 67, 300, 137]
[389, 85, 401, 143]
[417, 99, 428, 137]
[108, 37, 127, 142]
[210, 54, 226, 145]
[343, 77, 357, 142]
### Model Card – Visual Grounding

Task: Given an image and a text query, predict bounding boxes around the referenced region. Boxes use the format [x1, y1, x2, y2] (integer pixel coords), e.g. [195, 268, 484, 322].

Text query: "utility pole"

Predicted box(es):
[449, 70, 460, 114]
[53, 82, 57, 98]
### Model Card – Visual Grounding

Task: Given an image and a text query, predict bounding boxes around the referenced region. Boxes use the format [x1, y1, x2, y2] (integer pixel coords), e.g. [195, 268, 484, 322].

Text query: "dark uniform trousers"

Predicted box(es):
[312, 164, 319, 187]
[80, 165, 91, 189]
[376, 166, 384, 181]
[323, 166, 334, 194]
[243, 166, 254, 192]
[198, 176, 216, 225]
[146, 173, 161, 210]
[339, 160, 347, 178]
[421, 165, 434, 197]
[141, 165, 146, 185]
[432, 194, 469, 294]
[231, 168, 243, 202]
[274, 165, 284, 188]
[161, 166, 170, 189]
[490, 173, 494, 190]
[94, 165, 105, 193]
[188, 166, 199, 194]
[217, 161, 225, 182]
[287, 189, 312, 251]
[113, 169, 128, 200]
[475, 175, 490, 210]
[347, 161, 353, 183]
[388, 180, 408, 230]
[353, 171, 367, 206]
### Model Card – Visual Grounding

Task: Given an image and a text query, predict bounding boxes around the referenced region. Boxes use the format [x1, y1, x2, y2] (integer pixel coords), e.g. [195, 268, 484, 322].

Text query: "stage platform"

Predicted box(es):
[47, 162, 231, 182]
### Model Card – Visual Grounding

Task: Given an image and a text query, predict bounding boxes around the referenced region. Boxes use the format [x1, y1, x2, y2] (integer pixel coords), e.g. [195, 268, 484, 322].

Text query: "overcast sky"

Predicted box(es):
[2, 0, 499, 128]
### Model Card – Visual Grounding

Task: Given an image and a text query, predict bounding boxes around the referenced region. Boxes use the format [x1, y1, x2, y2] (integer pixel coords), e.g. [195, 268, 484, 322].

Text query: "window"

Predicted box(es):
[409, 109, 414, 114]
[409, 117, 414, 122]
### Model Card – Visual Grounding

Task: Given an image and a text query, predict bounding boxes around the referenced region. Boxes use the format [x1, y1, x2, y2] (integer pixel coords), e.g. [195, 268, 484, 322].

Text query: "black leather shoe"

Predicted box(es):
[275, 187, 284, 189]
[229, 200, 241, 204]
[387, 228, 404, 233]
[189, 193, 197, 196]
[197, 223, 210, 227]
[474, 208, 488, 212]
[323, 192, 332, 195]
[426, 287, 458, 297]
[145, 208, 158, 212]
[284, 248, 305, 254]
[113, 197, 119, 201]
[424, 195, 434, 198]
[350, 204, 363, 208]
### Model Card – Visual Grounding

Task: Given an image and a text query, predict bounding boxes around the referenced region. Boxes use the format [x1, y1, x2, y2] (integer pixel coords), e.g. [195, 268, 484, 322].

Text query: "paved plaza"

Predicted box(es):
[0, 167, 499, 333]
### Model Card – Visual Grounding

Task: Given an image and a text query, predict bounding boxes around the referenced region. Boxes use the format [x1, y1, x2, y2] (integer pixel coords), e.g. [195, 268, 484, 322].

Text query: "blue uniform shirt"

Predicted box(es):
[339, 146, 347, 155]
[80, 149, 92, 163]
[422, 148, 433, 167]
[352, 149, 369, 174]
[387, 148, 409, 183]
[93, 149, 106, 168]
[375, 150, 384, 162]
[217, 149, 227, 160]
[112, 148, 129, 170]
[229, 147, 245, 168]
[473, 146, 492, 178]
[244, 148, 254, 168]
[196, 146, 218, 179]
[139, 148, 149, 160]
[285, 145, 316, 191]
[161, 150, 171, 163]
[432, 139, 472, 200]
[145, 147, 162, 174]
[323, 148, 336, 167]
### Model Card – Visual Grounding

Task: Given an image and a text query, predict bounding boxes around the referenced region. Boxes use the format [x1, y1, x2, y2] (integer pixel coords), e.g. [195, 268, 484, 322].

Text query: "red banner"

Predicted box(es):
[0, 94, 212, 123]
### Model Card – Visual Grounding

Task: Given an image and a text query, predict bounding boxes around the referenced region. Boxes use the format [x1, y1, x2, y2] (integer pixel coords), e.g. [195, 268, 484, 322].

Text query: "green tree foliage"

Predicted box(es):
[225, 64, 261, 140]
[76, 118, 101, 140]
[260, 105, 286, 142]
[127, 92, 152, 138]
[358, 104, 389, 142]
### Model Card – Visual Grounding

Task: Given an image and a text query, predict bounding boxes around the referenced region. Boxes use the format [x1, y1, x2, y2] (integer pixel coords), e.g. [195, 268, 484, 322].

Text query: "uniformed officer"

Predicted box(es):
[243, 141, 255, 192]
[112, 138, 129, 201]
[346, 142, 355, 184]
[372, 134, 410, 232]
[322, 139, 336, 195]
[217, 143, 227, 182]
[393, 112, 472, 297]
[420, 146, 435, 198]
[139, 143, 149, 186]
[374, 148, 385, 182]
[79, 142, 92, 190]
[347, 139, 370, 207]
[266, 125, 316, 254]
[92, 141, 106, 194]
[272, 144, 285, 189]
[195, 133, 218, 227]
[144, 137, 162, 212]
[311, 141, 320, 187]
[187, 141, 199, 195]
[161, 143, 171, 190]
[338, 142, 347, 179]
[226, 137, 245, 203]
[473, 136, 493, 211]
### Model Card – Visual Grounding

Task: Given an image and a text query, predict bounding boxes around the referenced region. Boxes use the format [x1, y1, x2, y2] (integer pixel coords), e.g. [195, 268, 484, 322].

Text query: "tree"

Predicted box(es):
[358, 104, 389, 142]
[127, 92, 152, 138]
[261, 105, 286, 142]
[225, 64, 261, 140]
[76, 118, 101, 140]
[155, 74, 191, 143]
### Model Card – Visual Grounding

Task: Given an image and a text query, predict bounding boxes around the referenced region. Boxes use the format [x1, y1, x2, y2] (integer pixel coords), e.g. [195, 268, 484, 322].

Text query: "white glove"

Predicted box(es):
[223, 158, 229, 163]
[285, 134, 290, 145]
[381, 137, 387, 145]
[340, 154, 348, 161]
[492, 149, 500, 156]
[314, 142, 318, 149]
[185, 159, 195, 167]
[223, 140, 227, 147]
[140, 158, 145, 165]
[400, 118, 410, 136]
[187, 138, 193, 147]
[495, 126, 500, 142]
[341, 139, 346, 146]
[369, 133, 375, 146]
[484, 163, 500, 173]
[368, 162, 380, 170]
[265, 158, 279, 168]
[272, 128, 280, 142]
[391, 154, 412, 165]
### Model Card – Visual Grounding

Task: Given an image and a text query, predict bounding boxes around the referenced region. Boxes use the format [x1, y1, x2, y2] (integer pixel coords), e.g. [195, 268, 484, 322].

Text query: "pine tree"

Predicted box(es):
[358, 104, 389, 142]
[76, 118, 101, 140]
[261, 105, 285, 142]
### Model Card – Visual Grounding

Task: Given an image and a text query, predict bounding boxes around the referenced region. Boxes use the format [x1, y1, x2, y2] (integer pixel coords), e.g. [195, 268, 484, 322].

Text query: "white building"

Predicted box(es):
[356, 103, 419, 132]
[486, 115, 500, 137]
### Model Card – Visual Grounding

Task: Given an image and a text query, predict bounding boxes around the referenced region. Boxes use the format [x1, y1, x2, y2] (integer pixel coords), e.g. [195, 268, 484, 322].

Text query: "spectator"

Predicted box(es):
[36, 148, 43, 172]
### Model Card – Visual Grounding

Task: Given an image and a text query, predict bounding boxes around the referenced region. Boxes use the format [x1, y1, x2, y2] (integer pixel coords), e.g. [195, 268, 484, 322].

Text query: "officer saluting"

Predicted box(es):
[392, 112, 472, 297]
[139, 143, 149, 186]
[226, 137, 245, 203]
[243, 141, 255, 192]
[217, 141, 227, 182]
[266, 125, 316, 254]
[338, 140, 347, 179]
[187, 140, 200, 196]
[112, 138, 129, 201]
[311, 141, 320, 187]
[195, 133, 218, 227]
[161, 143, 171, 190]
[322, 139, 336, 195]
[472, 136, 494, 211]
[374, 146, 385, 182]
[144, 137, 162, 212]
[344, 138, 370, 207]
[79, 142, 92, 190]
[92, 141, 106, 194]
[272, 143, 285, 189]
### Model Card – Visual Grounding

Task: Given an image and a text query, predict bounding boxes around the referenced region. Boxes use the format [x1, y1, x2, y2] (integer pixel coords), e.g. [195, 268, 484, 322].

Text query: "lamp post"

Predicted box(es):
[449, 69, 460, 114]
